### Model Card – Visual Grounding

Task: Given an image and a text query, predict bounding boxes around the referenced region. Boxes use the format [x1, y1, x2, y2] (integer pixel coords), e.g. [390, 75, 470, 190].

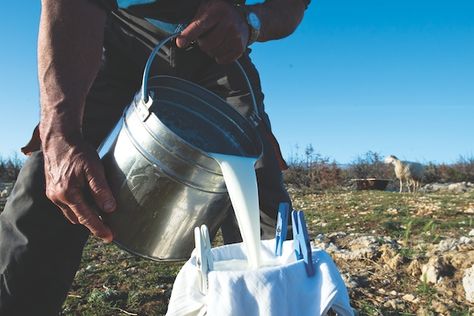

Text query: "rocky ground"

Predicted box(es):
[1, 182, 473, 315]
[313, 232, 474, 315]
[0, 181, 12, 210]
[291, 184, 474, 315]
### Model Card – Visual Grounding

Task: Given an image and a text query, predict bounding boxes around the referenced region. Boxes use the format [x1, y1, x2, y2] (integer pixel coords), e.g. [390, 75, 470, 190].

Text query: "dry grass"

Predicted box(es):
[54, 189, 474, 315]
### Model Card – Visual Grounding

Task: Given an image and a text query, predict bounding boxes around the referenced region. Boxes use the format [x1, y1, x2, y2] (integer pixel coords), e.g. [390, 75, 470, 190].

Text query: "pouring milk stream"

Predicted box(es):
[211, 153, 262, 269]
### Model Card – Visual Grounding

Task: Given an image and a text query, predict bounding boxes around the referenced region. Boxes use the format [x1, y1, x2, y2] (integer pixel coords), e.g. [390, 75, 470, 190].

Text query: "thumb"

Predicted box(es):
[85, 165, 116, 213]
[176, 9, 215, 48]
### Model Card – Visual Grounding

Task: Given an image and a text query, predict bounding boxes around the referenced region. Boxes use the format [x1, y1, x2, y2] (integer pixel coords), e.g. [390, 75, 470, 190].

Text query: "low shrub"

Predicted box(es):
[284, 146, 474, 190]
[0, 153, 23, 181]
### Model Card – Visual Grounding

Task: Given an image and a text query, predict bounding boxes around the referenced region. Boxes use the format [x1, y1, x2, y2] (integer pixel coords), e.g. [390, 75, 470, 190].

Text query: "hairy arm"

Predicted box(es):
[176, 0, 307, 64]
[39, 0, 116, 242]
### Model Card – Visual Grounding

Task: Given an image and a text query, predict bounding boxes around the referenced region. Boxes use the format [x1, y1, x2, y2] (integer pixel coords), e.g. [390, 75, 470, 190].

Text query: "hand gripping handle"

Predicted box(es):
[140, 31, 262, 127]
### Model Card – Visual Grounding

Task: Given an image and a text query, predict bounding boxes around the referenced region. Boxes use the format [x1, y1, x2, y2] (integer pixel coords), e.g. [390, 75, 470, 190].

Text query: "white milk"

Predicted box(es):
[211, 154, 262, 269]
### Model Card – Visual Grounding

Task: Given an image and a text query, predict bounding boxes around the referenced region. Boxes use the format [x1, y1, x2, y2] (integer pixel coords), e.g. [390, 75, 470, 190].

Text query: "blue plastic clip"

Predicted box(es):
[275, 202, 290, 256]
[292, 210, 315, 277]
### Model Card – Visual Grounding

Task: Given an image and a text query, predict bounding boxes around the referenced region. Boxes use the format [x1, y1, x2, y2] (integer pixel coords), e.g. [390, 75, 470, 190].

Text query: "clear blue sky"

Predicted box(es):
[0, 1, 473, 164]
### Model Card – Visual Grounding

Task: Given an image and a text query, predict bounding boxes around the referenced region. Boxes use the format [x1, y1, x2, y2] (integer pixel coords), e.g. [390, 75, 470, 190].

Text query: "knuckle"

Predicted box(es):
[194, 19, 206, 30]
[76, 213, 95, 226]
[48, 189, 68, 204]
[93, 187, 108, 199]
[88, 177, 106, 193]
[90, 182, 113, 202]
[84, 164, 103, 180]
[45, 190, 57, 201]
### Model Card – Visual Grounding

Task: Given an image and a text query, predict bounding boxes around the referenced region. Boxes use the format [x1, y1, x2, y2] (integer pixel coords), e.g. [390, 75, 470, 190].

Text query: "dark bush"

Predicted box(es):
[451, 155, 474, 182]
[345, 151, 392, 180]
[424, 156, 474, 183]
[423, 163, 441, 183]
[0, 153, 23, 181]
[283, 145, 343, 191]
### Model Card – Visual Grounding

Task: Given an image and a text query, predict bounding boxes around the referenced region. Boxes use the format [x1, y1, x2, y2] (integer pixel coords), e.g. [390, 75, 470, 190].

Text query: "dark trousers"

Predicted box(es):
[0, 14, 290, 315]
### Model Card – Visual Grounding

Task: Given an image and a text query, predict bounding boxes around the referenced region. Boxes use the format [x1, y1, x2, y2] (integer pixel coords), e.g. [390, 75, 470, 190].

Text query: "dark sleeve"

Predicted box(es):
[87, 0, 198, 22]
[266, 0, 311, 10]
[89, 0, 117, 12]
[301, 0, 311, 9]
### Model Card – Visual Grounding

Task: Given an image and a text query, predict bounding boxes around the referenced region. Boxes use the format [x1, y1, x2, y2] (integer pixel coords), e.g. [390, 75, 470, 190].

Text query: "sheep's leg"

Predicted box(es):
[399, 179, 403, 193]
[407, 180, 412, 193]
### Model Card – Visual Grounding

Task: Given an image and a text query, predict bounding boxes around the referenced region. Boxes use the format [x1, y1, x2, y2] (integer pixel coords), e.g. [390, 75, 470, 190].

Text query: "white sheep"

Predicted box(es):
[384, 155, 425, 193]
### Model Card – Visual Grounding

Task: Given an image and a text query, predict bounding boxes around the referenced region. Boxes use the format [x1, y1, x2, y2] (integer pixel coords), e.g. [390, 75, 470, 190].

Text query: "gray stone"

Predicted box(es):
[402, 294, 416, 302]
[421, 256, 444, 284]
[437, 238, 458, 252]
[463, 265, 474, 303]
[448, 183, 467, 193]
[459, 237, 472, 245]
[0, 189, 8, 198]
[335, 236, 379, 260]
[422, 182, 474, 193]
[327, 231, 347, 239]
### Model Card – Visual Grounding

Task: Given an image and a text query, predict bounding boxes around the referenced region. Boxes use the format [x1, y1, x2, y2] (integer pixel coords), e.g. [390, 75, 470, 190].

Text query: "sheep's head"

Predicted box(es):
[384, 155, 398, 164]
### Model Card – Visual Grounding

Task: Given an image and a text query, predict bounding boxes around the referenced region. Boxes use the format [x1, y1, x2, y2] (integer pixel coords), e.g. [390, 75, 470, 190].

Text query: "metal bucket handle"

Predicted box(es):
[140, 31, 262, 127]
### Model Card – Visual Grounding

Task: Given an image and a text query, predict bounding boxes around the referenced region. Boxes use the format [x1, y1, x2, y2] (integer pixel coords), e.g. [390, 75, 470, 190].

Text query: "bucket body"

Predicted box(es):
[99, 75, 262, 261]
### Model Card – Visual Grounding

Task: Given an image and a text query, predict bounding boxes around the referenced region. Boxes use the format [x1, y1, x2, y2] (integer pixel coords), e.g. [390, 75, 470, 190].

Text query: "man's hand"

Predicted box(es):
[176, 0, 249, 64]
[43, 137, 116, 242]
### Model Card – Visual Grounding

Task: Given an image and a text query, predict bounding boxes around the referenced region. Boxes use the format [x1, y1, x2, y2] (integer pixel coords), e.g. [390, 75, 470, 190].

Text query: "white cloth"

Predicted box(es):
[167, 239, 354, 316]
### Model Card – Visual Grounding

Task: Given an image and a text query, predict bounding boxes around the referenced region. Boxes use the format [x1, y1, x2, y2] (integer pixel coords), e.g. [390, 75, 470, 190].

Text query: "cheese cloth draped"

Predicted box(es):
[167, 239, 354, 316]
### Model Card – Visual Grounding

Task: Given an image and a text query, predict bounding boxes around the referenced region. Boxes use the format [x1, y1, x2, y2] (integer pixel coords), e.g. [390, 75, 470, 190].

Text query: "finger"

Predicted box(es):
[176, 12, 217, 48]
[54, 200, 80, 224]
[68, 196, 114, 243]
[196, 22, 228, 55]
[84, 164, 116, 213]
[47, 188, 80, 224]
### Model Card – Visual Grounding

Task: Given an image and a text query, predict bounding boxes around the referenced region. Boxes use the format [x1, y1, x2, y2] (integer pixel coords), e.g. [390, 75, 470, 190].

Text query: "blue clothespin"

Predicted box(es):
[292, 210, 315, 277]
[275, 202, 290, 256]
[194, 224, 214, 294]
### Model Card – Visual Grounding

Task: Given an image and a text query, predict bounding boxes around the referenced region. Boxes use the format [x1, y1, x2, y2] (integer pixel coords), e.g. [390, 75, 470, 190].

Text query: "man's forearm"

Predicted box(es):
[37, 1, 116, 242]
[249, 0, 306, 42]
[38, 0, 106, 145]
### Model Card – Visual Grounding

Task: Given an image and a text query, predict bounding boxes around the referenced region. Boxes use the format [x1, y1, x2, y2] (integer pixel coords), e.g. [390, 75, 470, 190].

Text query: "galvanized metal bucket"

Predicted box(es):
[98, 33, 262, 261]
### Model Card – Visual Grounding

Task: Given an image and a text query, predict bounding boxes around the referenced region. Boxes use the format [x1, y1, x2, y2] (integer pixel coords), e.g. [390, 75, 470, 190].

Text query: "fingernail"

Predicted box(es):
[103, 200, 116, 213]
[104, 236, 113, 243]
[101, 230, 114, 243]
[177, 37, 188, 48]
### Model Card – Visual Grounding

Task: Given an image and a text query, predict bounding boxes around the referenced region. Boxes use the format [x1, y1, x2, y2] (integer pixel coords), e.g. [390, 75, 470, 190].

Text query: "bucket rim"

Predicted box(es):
[139, 74, 264, 163]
